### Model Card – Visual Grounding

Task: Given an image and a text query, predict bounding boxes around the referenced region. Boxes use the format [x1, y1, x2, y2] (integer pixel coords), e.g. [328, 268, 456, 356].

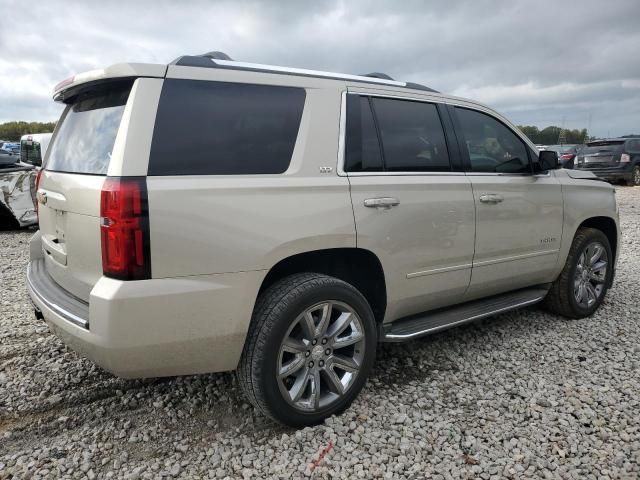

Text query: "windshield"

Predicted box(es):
[46, 82, 131, 175]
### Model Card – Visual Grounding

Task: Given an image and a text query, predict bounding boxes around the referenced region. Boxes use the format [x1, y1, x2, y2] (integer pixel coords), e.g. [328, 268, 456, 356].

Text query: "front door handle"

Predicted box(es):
[364, 197, 400, 209]
[479, 193, 504, 204]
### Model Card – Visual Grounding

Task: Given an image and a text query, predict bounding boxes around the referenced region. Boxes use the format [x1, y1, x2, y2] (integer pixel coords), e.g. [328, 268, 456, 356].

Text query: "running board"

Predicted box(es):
[382, 286, 549, 342]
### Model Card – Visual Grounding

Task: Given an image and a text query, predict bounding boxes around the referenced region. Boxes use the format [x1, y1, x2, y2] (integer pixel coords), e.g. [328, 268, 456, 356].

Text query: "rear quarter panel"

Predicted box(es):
[146, 79, 356, 277]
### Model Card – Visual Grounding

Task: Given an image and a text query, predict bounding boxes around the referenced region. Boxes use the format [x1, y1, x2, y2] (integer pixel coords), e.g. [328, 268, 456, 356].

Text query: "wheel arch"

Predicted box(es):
[257, 248, 387, 325]
[577, 216, 618, 261]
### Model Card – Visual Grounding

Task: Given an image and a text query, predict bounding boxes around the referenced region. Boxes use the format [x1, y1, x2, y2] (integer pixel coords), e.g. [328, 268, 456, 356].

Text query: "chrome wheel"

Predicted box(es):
[277, 301, 366, 412]
[573, 241, 608, 308]
[634, 166, 640, 186]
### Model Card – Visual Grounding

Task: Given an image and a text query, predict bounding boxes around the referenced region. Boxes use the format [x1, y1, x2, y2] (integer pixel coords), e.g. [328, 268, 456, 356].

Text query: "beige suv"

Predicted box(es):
[27, 52, 620, 427]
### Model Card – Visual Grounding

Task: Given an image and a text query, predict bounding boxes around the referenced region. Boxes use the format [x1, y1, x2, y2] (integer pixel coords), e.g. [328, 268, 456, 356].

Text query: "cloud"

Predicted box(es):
[1, 0, 639, 136]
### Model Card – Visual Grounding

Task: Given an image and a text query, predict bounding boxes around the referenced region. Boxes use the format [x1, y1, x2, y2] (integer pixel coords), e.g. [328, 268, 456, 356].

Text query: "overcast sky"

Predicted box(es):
[1, 0, 639, 137]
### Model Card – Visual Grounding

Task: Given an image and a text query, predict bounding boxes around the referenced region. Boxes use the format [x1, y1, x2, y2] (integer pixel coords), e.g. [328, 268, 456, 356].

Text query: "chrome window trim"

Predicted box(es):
[337, 91, 463, 177]
[345, 171, 466, 177]
[464, 171, 551, 177]
[359, 91, 442, 102]
[337, 90, 347, 176]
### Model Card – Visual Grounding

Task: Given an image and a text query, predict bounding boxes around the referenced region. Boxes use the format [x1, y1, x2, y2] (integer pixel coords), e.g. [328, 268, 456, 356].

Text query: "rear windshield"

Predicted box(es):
[583, 141, 624, 154]
[46, 82, 131, 175]
[20, 140, 43, 166]
[149, 80, 305, 175]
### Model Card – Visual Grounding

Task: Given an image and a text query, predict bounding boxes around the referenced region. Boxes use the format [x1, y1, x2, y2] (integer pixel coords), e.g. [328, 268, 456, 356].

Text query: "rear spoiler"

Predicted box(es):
[53, 63, 167, 102]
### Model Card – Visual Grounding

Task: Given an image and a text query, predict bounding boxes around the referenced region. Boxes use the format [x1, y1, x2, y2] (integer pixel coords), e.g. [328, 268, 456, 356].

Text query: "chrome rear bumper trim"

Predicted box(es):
[26, 262, 89, 329]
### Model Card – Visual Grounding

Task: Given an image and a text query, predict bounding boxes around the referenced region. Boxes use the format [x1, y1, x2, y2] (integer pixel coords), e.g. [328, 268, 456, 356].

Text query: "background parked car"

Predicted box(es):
[574, 138, 640, 186]
[0, 146, 21, 168]
[543, 144, 583, 169]
[2, 143, 21, 157]
[20, 133, 52, 167]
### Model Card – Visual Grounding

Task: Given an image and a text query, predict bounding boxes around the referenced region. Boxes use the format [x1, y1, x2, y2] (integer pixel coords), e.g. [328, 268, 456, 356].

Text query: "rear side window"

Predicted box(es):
[46, 82, 131, 175]
[372, 98, 450, 172]
[455, 107, 530, 174]
[345, 96, 383, 172]
[149, 80, 305, 175]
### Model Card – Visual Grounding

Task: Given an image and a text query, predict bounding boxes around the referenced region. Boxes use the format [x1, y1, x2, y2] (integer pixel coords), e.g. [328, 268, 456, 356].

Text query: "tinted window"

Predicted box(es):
[149, 80, 305, 176]
[372, 98, 450, 172]
[46, 82, 131, 175]
[456, 108, 530, 174]
[627, 140, 640, 153]
[21, 140, 42, 166]
[582, 141, 625, 155]
[345, 96, 383, 172]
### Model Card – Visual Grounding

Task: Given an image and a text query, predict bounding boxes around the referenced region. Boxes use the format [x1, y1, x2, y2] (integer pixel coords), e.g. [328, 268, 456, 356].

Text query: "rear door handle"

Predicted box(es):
[364, 197, 400, 209]
[479, 194, 504, 204]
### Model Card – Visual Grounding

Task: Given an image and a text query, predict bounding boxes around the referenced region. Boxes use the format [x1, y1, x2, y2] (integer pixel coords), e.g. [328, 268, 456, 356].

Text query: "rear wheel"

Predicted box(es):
[544, 227, 612, 318]
[627, 165, 640, 186]
[237, 273, 377, 427]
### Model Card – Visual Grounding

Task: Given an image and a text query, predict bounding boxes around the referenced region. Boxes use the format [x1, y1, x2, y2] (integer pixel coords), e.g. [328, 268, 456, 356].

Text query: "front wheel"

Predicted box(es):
[237, 273, 377, 427]
[544, 227, 613, 318]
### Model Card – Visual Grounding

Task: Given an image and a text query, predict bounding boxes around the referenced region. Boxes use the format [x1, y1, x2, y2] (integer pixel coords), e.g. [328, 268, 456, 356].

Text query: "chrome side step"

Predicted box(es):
[382, 286, 549, 342]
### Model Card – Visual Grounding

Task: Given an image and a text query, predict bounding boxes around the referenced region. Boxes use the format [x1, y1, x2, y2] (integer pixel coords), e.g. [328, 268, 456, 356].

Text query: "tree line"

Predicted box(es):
[0, 121, 57, 142]
[517, 125, 589, 145]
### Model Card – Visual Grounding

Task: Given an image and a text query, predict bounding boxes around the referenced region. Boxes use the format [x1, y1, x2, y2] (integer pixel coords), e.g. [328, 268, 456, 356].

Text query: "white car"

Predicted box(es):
[27, 52, 620, 426]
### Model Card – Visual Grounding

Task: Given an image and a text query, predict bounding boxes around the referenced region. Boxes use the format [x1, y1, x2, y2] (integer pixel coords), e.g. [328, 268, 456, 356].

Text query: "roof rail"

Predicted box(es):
[199, 51, 234, 61]
[170, 53, 439, 93]
[405, 82, 439, 93]
[363, 72, 395, 81]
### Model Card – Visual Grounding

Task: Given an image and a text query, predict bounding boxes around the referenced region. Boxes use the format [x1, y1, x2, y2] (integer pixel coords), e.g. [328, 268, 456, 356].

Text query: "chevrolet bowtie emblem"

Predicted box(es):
[37, 192, 47, 205]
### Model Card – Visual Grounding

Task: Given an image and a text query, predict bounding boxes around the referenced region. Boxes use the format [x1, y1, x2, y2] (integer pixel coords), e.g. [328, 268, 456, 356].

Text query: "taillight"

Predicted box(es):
[100, 177, 151, 280]
[620, 153, 631, 163]
[560, 154, 575, 160]
[35, 168, 43, 221]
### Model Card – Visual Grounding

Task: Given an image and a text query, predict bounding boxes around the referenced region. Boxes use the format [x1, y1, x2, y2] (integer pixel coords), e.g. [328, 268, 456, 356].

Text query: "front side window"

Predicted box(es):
[372, 98, 450, 172]
[149, 80, 305, 175]
[455, 108, 530, 174]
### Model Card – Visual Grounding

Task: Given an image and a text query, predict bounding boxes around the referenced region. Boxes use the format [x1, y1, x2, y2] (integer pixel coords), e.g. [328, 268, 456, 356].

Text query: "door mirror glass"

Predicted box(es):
[537, 150, 560, 171]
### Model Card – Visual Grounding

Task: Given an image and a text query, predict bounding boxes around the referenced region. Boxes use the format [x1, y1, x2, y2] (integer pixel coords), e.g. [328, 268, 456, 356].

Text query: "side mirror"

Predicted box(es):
[536, 150, 559, 171]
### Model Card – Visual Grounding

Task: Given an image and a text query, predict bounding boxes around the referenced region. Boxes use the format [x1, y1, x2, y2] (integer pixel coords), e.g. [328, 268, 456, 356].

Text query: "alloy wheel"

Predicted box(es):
[573, 241, 608, 309]
[277, 301, 366, 412]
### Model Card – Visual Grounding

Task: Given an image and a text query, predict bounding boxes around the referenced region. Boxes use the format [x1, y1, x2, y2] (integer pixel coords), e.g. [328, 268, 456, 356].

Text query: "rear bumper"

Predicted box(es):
[575, 166, 632, 182]
[27, 238, 265, 378]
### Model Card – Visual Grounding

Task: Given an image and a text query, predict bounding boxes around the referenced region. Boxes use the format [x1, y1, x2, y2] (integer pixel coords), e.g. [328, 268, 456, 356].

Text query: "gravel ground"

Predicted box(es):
[1, 187, 639, 479]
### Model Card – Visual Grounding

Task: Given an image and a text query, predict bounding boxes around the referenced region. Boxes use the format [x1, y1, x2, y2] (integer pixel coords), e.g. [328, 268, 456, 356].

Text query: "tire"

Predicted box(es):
[237, 273, 377, 427]
[544, 227, 613, 319]
[627, 165, 640, 186]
